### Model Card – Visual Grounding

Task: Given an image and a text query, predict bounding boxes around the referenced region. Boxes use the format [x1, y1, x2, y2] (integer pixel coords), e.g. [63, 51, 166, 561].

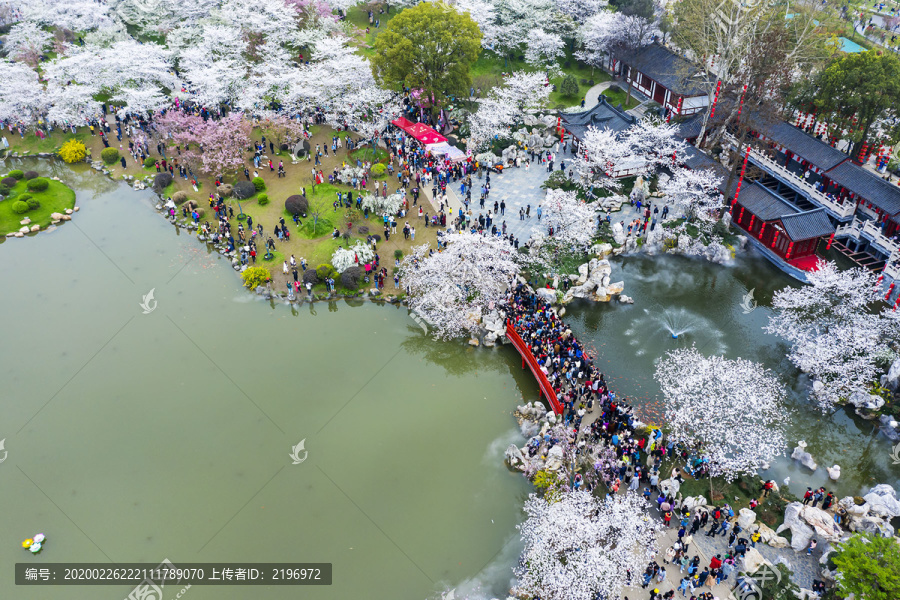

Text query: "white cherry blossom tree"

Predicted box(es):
[765, 260, 900, 411]
[4, 21, 53, 66]
[659, 166, 724, 223]
[526, 189, 598, 274]
[361, 191, 406, 216]
[524, 28, 565, 71]
[655, 346, 788, 492]
[515, 490, 661, 600]
[0, 59, 47, 124]
[400, 233, 520, 339]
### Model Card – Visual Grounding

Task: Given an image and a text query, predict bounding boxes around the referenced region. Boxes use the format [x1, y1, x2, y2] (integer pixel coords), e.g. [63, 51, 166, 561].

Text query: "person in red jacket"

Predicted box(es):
[709, 554, 722, 570]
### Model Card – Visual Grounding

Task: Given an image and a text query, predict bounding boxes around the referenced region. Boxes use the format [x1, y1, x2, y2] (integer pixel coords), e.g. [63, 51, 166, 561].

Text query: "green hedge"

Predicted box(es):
[26, 177, 49, 192]
[252, 176, 266, 192]
[101, 147, 120, 164]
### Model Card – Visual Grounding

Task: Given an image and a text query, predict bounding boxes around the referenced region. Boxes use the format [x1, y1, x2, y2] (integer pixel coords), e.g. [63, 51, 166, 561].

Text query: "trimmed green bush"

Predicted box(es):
[340, 266, 363, 290]
[285, 194, 308, 216]
[143, 157, 156, 168]
[153, 172, 173, 193]
[0, 185, 10, 197]
[7, 169, 24, 180]
[16, 193, 32, 203]
[100, 147, 120, 165]
[560, 75, 579, 97]
[26, 197, 40, 210]
[394, 249, 403, 260]
[257, 193, 269, 206]
[316, 264, 337, 281]
[252, 176, 266, 192]
[26, 177, 49, 192]
[371, 163, 386, 177]
[1, 177, 16, 188]
[23, 170, 39, 180]
[12, 200, 29, 214]
[302, 269, 319, 285]
[233, 181, 256, 199]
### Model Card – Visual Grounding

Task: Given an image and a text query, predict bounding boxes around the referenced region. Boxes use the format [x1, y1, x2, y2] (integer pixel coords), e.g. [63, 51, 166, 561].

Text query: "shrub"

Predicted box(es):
[560, 75, 579, 98]
[172, 191, 189, 205]
[357, 225, 369, 234]
[26, 177, 49, 192]
[252, 176, 266, 191]
[394, 249, 403, 260]
[7, 169, 24, 179]
[12, 200, 29, 214]
[340, 266, 363, 290]
[217, 183, 233, 197]
[1, 176, 17, 188]
[23, 170, 39, 180]
[371, 163, 386, 177]
[16, 193, 31, 203]
[0, 186, 9, 197]
[280, 143, 289, 151]
[316, 264, 337, 281]
[302, 269, 319, 285]
[100, 147, 120, 164]
[26, 197, 40, 210]
[257, 193, 269, 206]
[143, 157, 156, 168]
[241, 266, 270, 289]
[59, 139, 87, 163]
[285, 194, 308, 215]
[233, 181, 256, 199]
[153, 172, 173, 193]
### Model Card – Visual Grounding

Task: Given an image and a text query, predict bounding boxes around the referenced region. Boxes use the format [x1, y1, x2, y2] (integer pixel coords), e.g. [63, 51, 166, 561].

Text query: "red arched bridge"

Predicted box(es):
[505, 320, 562, 415]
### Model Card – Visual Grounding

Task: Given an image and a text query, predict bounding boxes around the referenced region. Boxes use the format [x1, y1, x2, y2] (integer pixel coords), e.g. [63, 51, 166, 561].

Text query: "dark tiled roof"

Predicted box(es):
[779, 209, 835, 241]
[559, 97, 637, 138]
[681, 144, 723, 171]
[618, 44, 708, 96]
[676, 113, 705, 140]
[755, 120, 849, 171]
[825, 161, 900, 216]
[735, 182, 800, 221]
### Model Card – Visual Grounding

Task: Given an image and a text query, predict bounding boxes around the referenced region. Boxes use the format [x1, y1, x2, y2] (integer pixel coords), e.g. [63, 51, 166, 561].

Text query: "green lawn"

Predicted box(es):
[345, 5, 398, 58]
[0, 177, 77, 235]
[601, 85, 640, 110]
[2, 129, 83, 156]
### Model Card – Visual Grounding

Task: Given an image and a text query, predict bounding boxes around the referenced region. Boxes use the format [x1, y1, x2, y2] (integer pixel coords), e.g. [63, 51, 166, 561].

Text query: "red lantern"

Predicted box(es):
[758, 221, 766, 240]
[748, 214, 756, 230]
[771, 230, 779, 248]
[710, 80, 722, 118]
[737, 84, 748, 120]
[738, 207, 745, 222]
[786, 242, 794, 259]
[826, 232, 835, 250]
[886, 282, 896, 301]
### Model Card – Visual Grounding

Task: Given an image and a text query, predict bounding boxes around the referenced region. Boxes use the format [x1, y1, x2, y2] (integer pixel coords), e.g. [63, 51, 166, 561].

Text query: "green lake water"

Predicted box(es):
[3, 157, 899, 600]
[0, 159, 532, 600]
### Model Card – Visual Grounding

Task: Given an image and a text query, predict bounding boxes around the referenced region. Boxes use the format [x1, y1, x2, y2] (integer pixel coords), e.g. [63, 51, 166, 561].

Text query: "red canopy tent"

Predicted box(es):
[391, 117, 447, 145]
[406, 123, 447, 145]
[391, 117, 416, 133]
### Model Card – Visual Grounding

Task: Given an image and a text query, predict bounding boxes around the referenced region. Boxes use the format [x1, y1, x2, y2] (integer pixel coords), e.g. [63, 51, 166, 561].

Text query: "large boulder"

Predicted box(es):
[849, 514, 895, 537]
[776, 502, 816, 552]
[881, 357, 900, 391]
[799, 505, 844, 542]
[611, 222, 626, 245]
[233, 181, 256, 200]
[659, 478, 680, 497]
[505, 444, 526, 471]
[535, 287, 557, 304]
[607, 281, 625, 295]
[742, 547, 770, 575]
[847, 390, 885, 412]
[682, 496, 708, 512]
[285, 194, 309, 216]
[838, 496, 870, 517]
[544, 445, 564, 471]
[863, 484, 900, 518]
[738, 508, 757, 530]
[791, 441, 818, 471]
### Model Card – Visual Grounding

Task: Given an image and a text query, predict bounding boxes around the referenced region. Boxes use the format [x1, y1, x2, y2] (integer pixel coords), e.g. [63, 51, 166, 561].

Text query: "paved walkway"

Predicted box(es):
[584, 81, 617, 108]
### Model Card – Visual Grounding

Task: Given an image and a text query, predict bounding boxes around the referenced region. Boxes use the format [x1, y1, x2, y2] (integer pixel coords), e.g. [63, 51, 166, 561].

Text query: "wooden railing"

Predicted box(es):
[505, 321, 562, 415]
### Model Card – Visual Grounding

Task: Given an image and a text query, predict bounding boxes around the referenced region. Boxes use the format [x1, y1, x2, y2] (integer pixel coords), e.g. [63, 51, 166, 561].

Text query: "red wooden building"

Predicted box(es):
[731, 181, 835, 276]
